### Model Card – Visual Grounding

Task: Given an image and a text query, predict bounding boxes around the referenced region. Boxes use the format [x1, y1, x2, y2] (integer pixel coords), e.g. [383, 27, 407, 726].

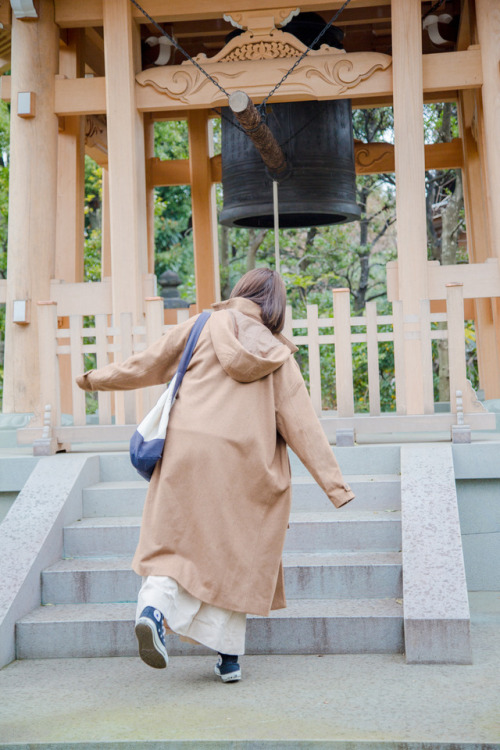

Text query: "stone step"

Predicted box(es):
[65, 510, 401, 557]
[42, 550, 403, 605]
[98, 445, 401, 483]
[286, 511, 401, 551]
[81, 475, 401, 517]
[16, 598, 404, 658]
[292, 475, 401, 511]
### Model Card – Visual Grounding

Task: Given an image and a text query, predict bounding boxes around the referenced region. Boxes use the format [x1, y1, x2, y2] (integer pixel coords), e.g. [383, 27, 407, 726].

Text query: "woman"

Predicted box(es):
[77, 269, 354, 682]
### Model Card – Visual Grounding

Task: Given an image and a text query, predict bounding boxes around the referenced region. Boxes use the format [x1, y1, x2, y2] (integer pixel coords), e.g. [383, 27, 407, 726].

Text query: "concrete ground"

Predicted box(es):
[0, 593, 499, 749]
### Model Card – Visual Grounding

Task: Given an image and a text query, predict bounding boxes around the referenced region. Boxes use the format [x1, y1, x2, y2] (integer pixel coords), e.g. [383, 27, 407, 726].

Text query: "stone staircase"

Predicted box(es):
[16, 450, 405, 658]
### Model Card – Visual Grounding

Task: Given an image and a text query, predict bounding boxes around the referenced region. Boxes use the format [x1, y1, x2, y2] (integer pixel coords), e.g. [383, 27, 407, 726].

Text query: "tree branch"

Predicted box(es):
[366, 291, 388, 302]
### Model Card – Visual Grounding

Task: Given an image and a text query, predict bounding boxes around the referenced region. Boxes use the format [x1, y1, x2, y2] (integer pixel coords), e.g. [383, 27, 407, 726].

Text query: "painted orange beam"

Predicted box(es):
[149, 140, 463, 187]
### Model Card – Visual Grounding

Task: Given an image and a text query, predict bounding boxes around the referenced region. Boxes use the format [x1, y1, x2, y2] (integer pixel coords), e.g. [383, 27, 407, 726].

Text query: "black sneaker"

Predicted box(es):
[135, 606, 168, 669]
[214, 653, 241, 682]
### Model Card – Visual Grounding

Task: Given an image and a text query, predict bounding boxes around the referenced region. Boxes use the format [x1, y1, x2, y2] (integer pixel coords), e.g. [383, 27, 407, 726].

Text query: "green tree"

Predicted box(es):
[83, 156, 103, 282]
[153, 120, 195, 300]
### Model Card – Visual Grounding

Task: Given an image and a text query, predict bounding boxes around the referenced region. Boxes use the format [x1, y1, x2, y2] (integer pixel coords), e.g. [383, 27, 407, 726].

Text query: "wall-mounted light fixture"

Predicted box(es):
[13, 299, 30, 325]
[17, 91, 36, 118]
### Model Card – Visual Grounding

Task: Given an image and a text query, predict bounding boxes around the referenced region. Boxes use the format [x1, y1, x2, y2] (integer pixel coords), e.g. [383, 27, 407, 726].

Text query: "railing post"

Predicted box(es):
[392, 300, 407, 415]
[446, 282, 468, 414]
[332, 288, 354, 418]
[144, 297, 165, 412]
[36, 302, 61, 429]
[420, 299, 434, 414]
[365, 301, 381, 416]
[283, 305, 293, 341]
[145, 296, 164, 346]
[119, 312, 137, 424]
[95, 313, 112, 425]
[69, 314, 87, 426]
[306, 304, 322, 416]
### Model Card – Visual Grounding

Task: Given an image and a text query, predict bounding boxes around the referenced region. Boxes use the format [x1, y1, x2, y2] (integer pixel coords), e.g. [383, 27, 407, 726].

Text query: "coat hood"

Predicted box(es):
[210, 297, 297, 383]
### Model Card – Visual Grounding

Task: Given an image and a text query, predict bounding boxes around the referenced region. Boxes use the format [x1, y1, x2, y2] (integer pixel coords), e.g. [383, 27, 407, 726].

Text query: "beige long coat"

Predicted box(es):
[77, 297, 354, 617]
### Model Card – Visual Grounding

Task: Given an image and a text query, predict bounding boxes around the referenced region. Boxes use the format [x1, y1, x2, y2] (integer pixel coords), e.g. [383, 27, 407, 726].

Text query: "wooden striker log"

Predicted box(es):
[228, 91, 288, 177]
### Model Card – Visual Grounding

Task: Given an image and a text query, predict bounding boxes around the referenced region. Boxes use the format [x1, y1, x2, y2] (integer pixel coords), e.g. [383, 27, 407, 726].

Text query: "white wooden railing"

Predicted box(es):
[283, 284, 481, 418]
[19, 283, 495, 449]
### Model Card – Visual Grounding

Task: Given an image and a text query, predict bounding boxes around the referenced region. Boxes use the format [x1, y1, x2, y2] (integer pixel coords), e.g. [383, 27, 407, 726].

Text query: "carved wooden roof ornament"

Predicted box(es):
[135, 5, 392, 108]
[192, 8, 342, 63]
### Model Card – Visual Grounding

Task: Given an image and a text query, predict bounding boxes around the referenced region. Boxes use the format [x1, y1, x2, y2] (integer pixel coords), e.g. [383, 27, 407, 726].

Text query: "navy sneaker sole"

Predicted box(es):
[135, 618, 168, 669]
[214, 664, 241, 682]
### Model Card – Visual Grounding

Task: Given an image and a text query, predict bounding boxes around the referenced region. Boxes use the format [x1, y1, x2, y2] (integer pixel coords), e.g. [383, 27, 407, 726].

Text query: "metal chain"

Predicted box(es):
[128, 0, 231, 99]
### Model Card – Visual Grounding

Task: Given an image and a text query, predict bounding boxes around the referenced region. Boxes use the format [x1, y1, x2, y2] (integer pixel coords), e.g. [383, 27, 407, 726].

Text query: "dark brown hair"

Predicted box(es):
[230, 268, 287, 334]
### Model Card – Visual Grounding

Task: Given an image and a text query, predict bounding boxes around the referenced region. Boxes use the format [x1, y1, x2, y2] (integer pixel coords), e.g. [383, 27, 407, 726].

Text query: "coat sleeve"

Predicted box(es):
[275, 358, 355, 509]
[76, 315, 198, 392]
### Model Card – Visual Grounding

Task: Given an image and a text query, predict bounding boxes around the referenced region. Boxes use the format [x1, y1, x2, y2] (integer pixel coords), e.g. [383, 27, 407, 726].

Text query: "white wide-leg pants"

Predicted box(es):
[136, 575, 247, 655]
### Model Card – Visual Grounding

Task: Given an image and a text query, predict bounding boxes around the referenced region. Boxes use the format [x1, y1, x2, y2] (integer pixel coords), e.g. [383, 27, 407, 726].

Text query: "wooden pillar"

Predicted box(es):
[475, 0, 500, 394]
[55, 29, 85, 283]
[103, 0, 148, 322]
[3, 0, 59, 415]
[144, 113, 156, 275]
[55, 30, 86, 417]
[458, 90, 500, 397]
[188, 110, 219, 312]
[475, 0, 500, 261]
[101, 167, 112, 279]
[392, 0, 428, 414]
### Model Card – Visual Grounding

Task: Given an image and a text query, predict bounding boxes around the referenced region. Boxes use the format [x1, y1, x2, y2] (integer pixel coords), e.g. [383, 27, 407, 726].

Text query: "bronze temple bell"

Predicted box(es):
[219, 14, 361, 229]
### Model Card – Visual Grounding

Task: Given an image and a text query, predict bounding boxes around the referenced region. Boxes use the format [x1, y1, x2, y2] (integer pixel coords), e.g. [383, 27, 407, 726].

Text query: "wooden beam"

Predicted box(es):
[150, 140, 464, 188]
[149, 157, 190, 186]
[327, 90, 460, 109]
[387, 259, 500, 301]
[84, 28, 105, 78]
[430, 298, 476, 320]
[48, 49, 482, 116]
[211, 153, 221, 183]
[422, 48, 482, 93]
[134, 48, 482, 112]
[355, 139, 463, 175]
[55, 76, 106, 115]
[55, 0, 405, 28]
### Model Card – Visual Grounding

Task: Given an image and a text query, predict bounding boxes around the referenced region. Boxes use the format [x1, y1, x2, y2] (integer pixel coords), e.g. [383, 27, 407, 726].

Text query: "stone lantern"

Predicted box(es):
[158, 270, 191, 309]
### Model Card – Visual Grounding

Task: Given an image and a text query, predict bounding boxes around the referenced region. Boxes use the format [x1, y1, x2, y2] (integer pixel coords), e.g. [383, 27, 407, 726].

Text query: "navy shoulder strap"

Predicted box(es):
[171, 311, 211, 399]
